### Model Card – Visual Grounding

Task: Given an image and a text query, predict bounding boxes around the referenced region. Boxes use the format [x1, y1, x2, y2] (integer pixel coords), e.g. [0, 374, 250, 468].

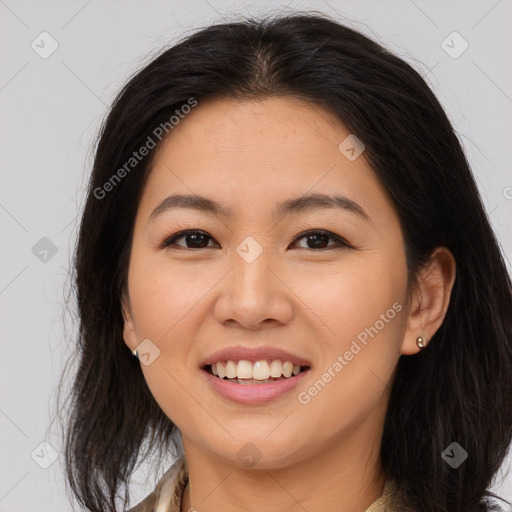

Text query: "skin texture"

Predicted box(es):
[121, 97, 456, 512]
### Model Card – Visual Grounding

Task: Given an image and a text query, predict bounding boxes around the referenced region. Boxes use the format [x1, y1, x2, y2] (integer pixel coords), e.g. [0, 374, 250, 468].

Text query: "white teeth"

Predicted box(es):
[282, 361, 293, 378]
[210, 359, 307, 380]
[269, 360, 282, 378]
[237, 360, 253, 379]
[225, 360, 237, 379]
[252, 361, 270, 380]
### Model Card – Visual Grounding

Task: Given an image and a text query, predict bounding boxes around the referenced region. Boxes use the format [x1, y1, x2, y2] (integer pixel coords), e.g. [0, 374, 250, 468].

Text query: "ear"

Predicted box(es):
[401, 247, 456, 355]
[121, 290, 138, 351]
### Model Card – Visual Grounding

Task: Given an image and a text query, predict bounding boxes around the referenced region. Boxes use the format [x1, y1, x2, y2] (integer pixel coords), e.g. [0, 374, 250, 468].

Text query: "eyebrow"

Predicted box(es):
[147, 192, 369, 225]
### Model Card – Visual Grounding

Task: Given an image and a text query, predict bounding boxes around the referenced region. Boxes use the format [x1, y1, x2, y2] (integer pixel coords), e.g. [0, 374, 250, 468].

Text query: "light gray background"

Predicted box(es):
[1, 0, 511, 510]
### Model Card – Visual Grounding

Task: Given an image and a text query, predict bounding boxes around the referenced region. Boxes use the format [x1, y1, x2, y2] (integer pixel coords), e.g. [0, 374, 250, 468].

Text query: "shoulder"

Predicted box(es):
[126, 456, 188, 512]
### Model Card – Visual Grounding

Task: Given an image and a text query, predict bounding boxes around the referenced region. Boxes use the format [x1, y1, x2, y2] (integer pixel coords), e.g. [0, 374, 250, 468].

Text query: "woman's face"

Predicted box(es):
[122, 96, 411, 469]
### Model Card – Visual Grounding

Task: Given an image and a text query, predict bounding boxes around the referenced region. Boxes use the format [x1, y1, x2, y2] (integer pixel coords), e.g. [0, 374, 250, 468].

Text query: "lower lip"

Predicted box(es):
[201, 367, 310, 404]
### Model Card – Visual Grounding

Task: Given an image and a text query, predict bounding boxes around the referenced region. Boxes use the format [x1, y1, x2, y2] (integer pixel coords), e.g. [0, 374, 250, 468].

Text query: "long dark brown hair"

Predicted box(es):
[55, 10, 512, 512]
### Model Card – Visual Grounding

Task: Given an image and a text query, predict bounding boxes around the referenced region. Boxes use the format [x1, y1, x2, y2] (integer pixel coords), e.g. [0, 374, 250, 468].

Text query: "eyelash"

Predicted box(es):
[160, 229, 353, 251]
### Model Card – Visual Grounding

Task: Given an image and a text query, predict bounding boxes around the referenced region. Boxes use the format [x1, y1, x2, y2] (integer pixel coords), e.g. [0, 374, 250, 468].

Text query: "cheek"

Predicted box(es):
[293, 255, 406, 409]
[127, 253, 207, 343]
[125, 256, 208, 411]
[128, 259, 207, 425]
[297, 254, 406, 346]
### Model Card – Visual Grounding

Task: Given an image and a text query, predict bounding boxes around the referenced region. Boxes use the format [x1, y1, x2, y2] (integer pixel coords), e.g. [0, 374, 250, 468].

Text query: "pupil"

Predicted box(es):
[308, 234, 327, 249]
[188, 233, 208, 248]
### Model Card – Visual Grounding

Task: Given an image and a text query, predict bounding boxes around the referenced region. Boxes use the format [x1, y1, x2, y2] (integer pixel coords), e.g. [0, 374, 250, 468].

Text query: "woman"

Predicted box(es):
[59, 11, 512, 512]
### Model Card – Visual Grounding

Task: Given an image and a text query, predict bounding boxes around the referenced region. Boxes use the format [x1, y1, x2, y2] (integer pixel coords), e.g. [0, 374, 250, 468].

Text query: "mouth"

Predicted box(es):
[202, 359, 311, 384]
[200, 360, 311, 404]
[199, 346, 312, 403]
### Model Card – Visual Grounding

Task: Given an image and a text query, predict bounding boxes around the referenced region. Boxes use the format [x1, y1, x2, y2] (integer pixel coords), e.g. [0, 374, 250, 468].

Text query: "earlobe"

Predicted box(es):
[401, 247, 456, 355]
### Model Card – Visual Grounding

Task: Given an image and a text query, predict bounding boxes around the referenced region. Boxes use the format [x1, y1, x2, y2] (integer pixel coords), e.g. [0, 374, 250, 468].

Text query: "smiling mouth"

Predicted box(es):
[203, 360, 311, 384]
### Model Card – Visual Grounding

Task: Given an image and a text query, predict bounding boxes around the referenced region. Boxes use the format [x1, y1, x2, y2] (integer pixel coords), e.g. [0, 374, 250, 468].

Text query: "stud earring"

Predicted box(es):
[416, 336, 427, 348]
[132, 348, 139, 359]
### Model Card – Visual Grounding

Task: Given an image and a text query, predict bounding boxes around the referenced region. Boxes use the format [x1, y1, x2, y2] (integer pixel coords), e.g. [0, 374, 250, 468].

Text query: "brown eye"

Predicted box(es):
[161, 229, 352, 251]
[291, 230, 351, 250]
[162, 230, 217, 249]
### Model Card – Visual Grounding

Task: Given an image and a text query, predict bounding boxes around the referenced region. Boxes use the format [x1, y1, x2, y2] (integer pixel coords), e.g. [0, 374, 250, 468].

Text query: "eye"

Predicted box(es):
[160, 229, 352, 251]
[161, 230, 218, 250]
[291, 229, 352, 250]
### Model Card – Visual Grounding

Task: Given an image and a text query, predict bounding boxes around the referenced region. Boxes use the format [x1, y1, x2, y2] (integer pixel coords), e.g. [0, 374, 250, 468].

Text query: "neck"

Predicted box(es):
[180, 420, 387, 512]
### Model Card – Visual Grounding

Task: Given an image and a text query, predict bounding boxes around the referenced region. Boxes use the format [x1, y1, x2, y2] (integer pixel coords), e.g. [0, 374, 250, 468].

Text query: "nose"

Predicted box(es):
[213, 244, 294, 330]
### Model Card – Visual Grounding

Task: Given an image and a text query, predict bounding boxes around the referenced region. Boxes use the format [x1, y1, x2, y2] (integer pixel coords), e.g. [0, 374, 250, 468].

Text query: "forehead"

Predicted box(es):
[171, 96, 347, 148]
[137, 97, 395, 226]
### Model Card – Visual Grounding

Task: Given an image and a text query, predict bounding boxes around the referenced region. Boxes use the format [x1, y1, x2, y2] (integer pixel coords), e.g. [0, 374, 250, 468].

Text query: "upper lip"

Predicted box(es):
[200, 345, 312, 368]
